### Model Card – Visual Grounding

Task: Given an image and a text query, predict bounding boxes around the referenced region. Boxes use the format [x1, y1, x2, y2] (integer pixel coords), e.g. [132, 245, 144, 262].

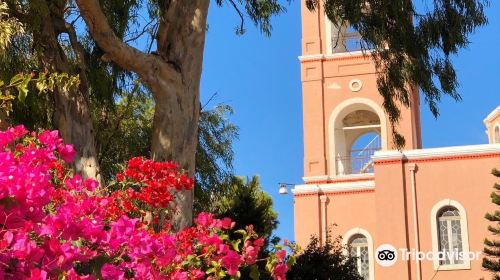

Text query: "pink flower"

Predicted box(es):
[191, 269, 205, 279]
[28, 268, 47, 280]
[273, 263, 288, 280]
[66, 175, 83, 191]
[38, 130, 61, 148]
[253, 238, 265, 247]
[58, 144, 75, 163]
[0, 126, 276, 280]
[84, 178, 98, 191]
[221, 250, 243, 276]
[219, 217, 235, 229]
[194, 212, 214, 227]
[244, 245, 258, 264]
[276, 249, 286, 262]
[101, 264, 124, 279]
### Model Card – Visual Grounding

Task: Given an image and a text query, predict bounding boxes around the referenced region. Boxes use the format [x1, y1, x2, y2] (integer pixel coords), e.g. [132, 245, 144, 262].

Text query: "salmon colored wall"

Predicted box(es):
[324, 191, 377, 241]
[301, 55, 422, 178]
[397, 156, 500, 280]
[373, 159, 413, 279]
[294, 154, 500, 279]
[293, 194, 322, 247]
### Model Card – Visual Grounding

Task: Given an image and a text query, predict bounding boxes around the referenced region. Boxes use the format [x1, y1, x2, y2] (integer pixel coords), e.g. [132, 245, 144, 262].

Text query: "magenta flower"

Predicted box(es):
[58, 144, 76, 163]
[221, 250, 243, 276]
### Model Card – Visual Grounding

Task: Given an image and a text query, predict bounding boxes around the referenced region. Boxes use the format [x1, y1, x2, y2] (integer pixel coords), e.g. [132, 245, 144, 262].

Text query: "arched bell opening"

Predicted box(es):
[330, 100, 386, 176]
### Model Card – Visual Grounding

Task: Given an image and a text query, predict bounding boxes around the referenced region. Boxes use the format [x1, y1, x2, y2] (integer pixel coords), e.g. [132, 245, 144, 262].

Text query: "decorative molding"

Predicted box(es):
[303, 173, 374, 184]
[292, 180, 375, 195]
[349, 79, 363, 92]
[293, 188, 375, 197]
[483, 105, 500, 124]
[298, 50, 374, 63]
[373, 144, 500, 164]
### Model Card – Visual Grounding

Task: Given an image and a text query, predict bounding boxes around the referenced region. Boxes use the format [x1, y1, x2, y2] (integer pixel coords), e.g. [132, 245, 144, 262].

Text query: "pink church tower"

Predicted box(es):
[293, 3, 500, 280]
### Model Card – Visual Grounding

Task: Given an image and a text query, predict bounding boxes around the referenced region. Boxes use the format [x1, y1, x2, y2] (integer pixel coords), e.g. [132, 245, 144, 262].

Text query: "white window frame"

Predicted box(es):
[343, 228, 375, 280]
[430, 199, 471, 270]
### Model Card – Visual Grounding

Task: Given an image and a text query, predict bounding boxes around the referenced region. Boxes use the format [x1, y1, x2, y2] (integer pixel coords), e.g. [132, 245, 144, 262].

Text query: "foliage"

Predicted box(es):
[212, 0, 287, 36]
[208, 176, 278, 238]
[202, 176, 280, 280]
[286, 235, 363, 280]
[0, 125, 295, 279]
[306, 0, 488, 147]
[0, 1, 23, 53]
[195, 104, 239, 212]
[0, 72, 79, 115]
[483, 168, 500, 279]
[94, 90, 154, 181]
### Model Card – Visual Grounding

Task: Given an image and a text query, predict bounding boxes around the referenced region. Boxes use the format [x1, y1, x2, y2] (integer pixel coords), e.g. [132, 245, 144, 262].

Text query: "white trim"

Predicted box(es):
[343, 124, 381, 131]
[292, 180, 375, 195]
[297, 54, 324, 61]
[483, 105, 500, 123]
[298, 50, 374, 62]
[430, 199, 471, 271]
[372, 144, 500, 162]
[302, 173, 374, 183]
[343, 228, 375, 280]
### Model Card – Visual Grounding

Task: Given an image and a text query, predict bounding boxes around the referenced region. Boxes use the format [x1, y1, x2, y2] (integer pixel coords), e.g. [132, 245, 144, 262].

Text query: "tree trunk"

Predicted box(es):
[150, 81, 200, 231]
[0, 111, 9, 131]
[76, 0, 210, 230]
[33, 2, 100, 181]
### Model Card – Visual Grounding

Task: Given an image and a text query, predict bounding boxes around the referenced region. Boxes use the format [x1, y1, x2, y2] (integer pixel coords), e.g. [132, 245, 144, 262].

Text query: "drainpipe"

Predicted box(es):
[409, 163, 421, 280]
[320, 194, 328, 244]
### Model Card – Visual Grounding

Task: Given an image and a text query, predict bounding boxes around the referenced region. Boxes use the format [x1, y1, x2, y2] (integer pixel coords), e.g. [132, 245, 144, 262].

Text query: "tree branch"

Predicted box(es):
[227, 0, 245, 34]
[75, 0, 180, 83]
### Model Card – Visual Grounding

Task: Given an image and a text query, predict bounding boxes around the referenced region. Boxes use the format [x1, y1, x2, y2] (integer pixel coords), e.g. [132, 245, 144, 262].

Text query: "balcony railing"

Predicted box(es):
[331, 31, 375, 54]
[336, 135, 381, 175]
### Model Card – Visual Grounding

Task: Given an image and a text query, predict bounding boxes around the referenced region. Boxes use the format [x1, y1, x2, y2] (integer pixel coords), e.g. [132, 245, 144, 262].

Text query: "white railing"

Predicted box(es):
[336, 135, 381, 175]
[332, 31, 364, 53]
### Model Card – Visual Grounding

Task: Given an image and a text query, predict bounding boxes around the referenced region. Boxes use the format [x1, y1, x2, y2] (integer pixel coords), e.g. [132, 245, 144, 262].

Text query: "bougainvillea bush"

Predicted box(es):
[0, 126, 295, 279]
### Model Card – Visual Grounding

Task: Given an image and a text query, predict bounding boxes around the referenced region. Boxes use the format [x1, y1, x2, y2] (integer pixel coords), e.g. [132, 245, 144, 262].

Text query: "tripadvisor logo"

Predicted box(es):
[375, 244, 398, 267]
[375, 243, 482, 267]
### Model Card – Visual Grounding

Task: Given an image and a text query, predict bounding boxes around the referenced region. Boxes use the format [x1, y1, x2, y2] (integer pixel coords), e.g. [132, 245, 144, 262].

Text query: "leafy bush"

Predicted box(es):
[286, 235, 363, 280]
[0, 126, 295, 279]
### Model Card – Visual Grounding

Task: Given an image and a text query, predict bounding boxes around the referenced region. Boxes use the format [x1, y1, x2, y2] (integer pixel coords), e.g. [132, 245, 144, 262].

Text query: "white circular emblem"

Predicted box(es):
[375, 244, 398, 267]
[349, 79, 363, 92]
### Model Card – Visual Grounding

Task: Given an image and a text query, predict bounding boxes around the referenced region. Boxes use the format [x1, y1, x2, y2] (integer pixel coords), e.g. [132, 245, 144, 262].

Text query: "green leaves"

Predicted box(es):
[249, 264, 260, 280]
[17, 76, 30, 102]
[483, 167, 500, 275]
[0, 72, 80, 115]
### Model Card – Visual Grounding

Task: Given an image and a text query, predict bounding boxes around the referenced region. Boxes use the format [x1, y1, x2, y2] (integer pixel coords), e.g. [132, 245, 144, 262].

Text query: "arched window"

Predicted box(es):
[495, 125, 500, 143]
[344, 228, 374, 280]
[430, 199, 471, 270]
[437, 207, 463, 265]
[349, 234, 370, 280]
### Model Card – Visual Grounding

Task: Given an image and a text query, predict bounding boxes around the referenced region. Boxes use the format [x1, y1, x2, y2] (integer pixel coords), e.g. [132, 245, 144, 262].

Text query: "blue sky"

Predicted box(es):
[200, 1, 500, 242]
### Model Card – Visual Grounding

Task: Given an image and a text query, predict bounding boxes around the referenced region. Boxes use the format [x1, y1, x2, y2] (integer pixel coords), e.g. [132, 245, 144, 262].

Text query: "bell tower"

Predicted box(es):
[300, 4, 422, 179]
